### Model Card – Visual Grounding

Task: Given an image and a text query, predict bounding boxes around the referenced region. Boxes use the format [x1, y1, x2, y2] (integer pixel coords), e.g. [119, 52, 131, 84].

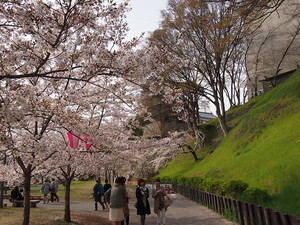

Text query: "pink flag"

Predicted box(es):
[85, 136, 92, 151]
[67, 132, 81, 149]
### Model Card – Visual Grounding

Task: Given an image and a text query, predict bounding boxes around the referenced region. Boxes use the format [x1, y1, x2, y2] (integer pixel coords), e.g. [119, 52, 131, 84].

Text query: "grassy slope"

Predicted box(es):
[159, 70, 300, 215]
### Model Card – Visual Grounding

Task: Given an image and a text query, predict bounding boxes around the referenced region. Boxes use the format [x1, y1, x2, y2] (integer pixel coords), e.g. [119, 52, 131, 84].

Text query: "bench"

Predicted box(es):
[30, 196, 43, 200]
[13, 200, 40, 208]
[3, 194, 10, 199]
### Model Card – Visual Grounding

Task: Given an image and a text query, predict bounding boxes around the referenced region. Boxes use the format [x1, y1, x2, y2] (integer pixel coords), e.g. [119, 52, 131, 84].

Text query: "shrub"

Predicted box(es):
[221, 180, 248, 198]
[188, 177, 203, 189]
[160, 176, 172, 183]
[172, 176, 180, 185]
[200, 178, 223, 194]
[242, 187, 271, 205]
[179, 177, 187, 186]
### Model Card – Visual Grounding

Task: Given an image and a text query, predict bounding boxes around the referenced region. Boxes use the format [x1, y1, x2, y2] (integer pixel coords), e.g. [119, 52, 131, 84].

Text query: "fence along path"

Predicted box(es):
[174, 184, 300, 225]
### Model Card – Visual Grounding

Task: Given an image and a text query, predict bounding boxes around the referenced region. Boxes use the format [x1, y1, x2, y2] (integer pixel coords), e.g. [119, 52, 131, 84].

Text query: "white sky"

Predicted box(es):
[124, 0, 168, 40]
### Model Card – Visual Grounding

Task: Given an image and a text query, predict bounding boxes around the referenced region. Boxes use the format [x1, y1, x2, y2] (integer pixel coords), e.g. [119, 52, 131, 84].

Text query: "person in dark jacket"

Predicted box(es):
[136, 179, 151, 225]
[16, 188, 24, 200]
[10, 186, 19, 201]
[104, 179, 112, 207]
[104, 179, 112, 192]
[93, 179, 105, 210]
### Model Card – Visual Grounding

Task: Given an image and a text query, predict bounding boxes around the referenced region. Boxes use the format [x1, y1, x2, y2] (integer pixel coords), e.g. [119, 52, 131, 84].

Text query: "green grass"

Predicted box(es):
[0, 207, 65, 225]
[159, 70, 300, 216]
[31, 180, 95, 202]
[0, 207, 110, 225]
[1, 180, 110, 225]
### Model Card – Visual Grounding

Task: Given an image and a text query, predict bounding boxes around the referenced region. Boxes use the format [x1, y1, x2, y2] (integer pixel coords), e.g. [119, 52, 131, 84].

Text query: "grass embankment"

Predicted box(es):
[159, 70, 300, 216]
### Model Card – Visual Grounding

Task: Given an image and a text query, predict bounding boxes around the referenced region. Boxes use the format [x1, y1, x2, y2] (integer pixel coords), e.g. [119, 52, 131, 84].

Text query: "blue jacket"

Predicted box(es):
[93, 183, 104, 196]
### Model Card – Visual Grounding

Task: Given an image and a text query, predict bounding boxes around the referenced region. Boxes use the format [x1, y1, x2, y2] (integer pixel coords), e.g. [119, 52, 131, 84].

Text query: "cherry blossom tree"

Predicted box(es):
[0, 0, 143, 224]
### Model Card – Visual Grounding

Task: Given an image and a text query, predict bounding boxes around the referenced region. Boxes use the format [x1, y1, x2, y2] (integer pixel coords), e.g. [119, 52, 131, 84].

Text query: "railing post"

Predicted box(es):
[236, 200, 245, 225]
[272, 211, 282, 225]
[170, 184, 300, 225]
[248, 204, 256, 225]
[242, 202, 250, 225]
[281, 214, 291, 225]
[256, 206, 264, 225]
[263, 208, 272, 225]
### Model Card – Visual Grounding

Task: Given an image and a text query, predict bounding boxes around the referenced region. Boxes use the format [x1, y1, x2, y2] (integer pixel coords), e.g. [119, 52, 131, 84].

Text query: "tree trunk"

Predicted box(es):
[191, 151, 198, 162]
[218, 115, 228, 136]
[0, 181, 4, 208]
[64, 179, 72, 222]
[22, 169, 32, 225]
[16, 156, 33, 225]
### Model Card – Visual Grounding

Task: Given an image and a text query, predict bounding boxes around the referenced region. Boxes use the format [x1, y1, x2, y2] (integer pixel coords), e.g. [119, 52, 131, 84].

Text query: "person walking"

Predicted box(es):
[103, 178, 112, 208]
[93, 179, 106, 211]
[120, 177, 129, 225]
[41, 179, 51, 204]
[50, 178, 59, 202]
[104, 177, 127, 225]
[136, 179, 151, 225]
[152, 179, 167, 225]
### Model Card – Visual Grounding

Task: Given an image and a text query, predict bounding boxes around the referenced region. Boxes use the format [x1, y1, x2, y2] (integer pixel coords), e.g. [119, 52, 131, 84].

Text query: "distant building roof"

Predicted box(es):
[199, 112, 217, 119]
[259, 69, 296, 82]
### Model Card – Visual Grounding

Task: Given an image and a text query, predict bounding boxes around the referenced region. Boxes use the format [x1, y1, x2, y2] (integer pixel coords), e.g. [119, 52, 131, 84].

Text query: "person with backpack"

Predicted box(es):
[93, 179, 105, 211]
[41, 179, 51, 204]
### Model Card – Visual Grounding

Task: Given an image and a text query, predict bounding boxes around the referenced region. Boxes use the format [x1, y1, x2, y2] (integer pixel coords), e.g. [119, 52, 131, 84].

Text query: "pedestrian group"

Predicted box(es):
[103, 177, 171, 225]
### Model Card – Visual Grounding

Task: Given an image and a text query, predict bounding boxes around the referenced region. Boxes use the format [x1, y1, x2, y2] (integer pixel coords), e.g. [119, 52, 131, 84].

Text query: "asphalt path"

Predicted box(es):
[28, 193, 235, 225]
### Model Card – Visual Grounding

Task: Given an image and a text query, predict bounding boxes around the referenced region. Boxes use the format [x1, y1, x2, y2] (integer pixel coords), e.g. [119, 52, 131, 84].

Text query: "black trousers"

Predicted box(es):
[95, 196, 105, 210]
[51, 192, 59, 202]
[121, 216, 129, 225]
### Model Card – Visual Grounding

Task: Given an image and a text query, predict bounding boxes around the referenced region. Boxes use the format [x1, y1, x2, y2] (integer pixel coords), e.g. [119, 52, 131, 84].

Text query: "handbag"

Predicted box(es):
[134, 201, 138, 208]
[164, 195, 172, 208]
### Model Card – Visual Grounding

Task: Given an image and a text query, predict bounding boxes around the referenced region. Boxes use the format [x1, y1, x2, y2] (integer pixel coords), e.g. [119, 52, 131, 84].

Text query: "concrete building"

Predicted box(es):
[246, 0, 300, 97]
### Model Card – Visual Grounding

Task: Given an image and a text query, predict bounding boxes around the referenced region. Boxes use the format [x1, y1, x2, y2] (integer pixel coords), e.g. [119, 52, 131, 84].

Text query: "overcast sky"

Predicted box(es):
[124, 0, 168, 40]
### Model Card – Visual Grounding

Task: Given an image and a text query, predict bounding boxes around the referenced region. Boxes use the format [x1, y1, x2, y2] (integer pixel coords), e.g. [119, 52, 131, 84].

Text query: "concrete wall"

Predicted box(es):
[246, 0, 300, 97]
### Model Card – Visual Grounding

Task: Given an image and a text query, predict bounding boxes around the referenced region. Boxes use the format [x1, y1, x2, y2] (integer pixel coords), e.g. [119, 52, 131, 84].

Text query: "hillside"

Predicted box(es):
[158, 70, 300, 216]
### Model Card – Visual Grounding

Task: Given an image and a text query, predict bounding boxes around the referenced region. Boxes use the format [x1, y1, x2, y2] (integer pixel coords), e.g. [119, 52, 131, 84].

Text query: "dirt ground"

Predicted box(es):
[71, 212, 110, 225]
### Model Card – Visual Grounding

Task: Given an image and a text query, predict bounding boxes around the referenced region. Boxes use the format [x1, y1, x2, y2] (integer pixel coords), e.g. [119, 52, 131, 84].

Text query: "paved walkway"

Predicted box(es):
[32, 194, 235, 225]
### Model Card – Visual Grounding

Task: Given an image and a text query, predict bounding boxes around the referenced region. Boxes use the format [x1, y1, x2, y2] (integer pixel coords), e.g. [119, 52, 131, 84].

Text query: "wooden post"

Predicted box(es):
[220, 197, 225, 214]
[255, 206, 264, 225]
[213, 194, 217, 211]
[0, 181, 4, 208]
[198, 190, 202, 204]
[272, 211, 282, 225]
[232, 199, 239, 221]
[281, 214, 291, 225]
[236, 200, 245, 225]
[248, 204, 256, 225]
[209, 193, 213, 209]
[242, 202, 250, 225]
[217, 196, 222, 213]
[263, 208, 272, 225]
